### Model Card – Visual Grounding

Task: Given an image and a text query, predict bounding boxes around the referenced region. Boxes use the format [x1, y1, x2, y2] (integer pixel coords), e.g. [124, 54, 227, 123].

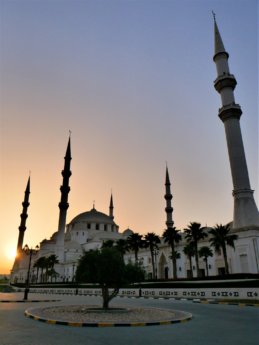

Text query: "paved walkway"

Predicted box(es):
[1, 292, 258, 345]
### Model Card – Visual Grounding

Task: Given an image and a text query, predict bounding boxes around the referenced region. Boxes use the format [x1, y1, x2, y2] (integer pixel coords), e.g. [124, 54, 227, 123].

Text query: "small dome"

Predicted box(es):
[122, 228, 134, 237]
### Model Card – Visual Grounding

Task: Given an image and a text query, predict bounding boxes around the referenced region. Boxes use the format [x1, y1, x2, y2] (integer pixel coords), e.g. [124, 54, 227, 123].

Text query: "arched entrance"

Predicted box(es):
[158, 253, 168, 279]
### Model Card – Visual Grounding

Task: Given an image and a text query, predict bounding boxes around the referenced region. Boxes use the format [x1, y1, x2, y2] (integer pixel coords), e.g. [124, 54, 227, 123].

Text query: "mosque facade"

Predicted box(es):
[10, 19, 259, 284]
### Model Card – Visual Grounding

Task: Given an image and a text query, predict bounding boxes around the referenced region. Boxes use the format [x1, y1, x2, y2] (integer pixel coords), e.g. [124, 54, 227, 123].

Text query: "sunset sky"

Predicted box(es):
[0, 0, 258, 274]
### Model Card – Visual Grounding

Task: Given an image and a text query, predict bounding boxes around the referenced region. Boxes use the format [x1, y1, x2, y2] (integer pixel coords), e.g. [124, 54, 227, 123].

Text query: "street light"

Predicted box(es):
[23, 244, 39, 300]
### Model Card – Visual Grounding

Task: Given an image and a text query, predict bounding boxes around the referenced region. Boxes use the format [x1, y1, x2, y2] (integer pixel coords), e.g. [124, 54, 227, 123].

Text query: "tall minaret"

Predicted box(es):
[56, 137, 72, 262]
[213, 16, 259, 229]
[16, 176, 30, 256]
[164, 166, 174, 229]
[109, 193, 114, 220]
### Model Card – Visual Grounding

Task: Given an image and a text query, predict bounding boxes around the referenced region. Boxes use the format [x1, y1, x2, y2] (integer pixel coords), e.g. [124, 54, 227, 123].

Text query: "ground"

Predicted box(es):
[0, 292, 258, 345]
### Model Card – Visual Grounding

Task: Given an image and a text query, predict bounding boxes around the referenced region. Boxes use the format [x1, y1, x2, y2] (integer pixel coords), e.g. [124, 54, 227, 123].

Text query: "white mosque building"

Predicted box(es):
[10, 18, 259, 284]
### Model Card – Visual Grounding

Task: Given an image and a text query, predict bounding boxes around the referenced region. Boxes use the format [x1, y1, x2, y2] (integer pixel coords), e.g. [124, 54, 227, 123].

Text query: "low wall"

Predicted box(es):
[12, 286, 258, 300]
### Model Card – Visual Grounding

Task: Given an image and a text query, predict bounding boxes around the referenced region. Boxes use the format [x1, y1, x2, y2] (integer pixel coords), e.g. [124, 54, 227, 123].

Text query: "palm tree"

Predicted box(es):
[126, 233, 144, 263]
[199, 246, 213, 276]
[45, 255, 59, 281]
[34, 256, 48, 283]
[47, 254, 59, 269]
[162, 227, 182, 279]
[144, 232, 160, 279]
[114, 239, 128, 257]
[183, 243, 195, 278]
[209, 224, 238, 275]
[184, 222, 208, 277]
[102, 240, 114, 248]
[33, 258, 41, 283]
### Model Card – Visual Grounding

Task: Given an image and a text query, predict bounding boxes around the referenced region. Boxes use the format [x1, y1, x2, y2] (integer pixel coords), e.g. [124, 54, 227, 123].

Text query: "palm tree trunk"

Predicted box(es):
[188, 256, 193, 278]
[171, 243, 177, 279]
[102, 286, 109, 309]
[222, 244, 229, 275]
[195, 244, 200, 277]
[151, 250, 156, 279]
[205, 258, 209, 276]
[134, 249, 138, 263]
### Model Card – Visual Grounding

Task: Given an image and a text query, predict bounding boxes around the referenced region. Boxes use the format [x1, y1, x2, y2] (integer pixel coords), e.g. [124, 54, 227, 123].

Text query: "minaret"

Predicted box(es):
[213, 17, 259, 229]
[164, 166, 174, 229]
[56, 137, 72, 262]
[16, 176, 30, 256]
[109, 193, 114, 220]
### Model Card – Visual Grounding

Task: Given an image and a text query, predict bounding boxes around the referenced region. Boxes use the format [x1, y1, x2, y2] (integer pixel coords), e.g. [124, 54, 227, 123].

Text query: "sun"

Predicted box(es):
[5, 246, 17, 261]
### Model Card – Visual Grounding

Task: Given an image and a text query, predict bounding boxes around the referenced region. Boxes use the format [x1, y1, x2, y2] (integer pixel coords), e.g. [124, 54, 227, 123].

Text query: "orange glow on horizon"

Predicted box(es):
[4, 246, 17, 262]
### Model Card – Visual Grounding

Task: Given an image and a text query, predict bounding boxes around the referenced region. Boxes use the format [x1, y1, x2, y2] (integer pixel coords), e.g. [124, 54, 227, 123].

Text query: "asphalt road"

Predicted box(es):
[0, 293, 258, 345]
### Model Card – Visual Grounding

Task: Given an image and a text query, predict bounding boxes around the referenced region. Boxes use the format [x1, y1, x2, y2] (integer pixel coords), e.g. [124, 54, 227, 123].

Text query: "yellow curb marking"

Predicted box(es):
[98, 323, 114, 327]
[68, 322, 83, 327]
[47, 320, 56, 324]
[159, 321, 171, 325]
[131, 322, 146, 327]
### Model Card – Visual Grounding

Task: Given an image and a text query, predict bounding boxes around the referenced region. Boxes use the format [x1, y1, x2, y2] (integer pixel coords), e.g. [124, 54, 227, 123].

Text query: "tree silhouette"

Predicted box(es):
[114, 239, 129, 257]
[199, 246, 213, 276]
[76, 247, 144, 309]
[144, 233, 160, 279]
[162, 227, 181, 279]
[126, 233, 144, 263]
[183, 243, 195, 278]
[184, 222, 208, 277]
[209, 224, 238, 275]
[33, 256, 48, 283]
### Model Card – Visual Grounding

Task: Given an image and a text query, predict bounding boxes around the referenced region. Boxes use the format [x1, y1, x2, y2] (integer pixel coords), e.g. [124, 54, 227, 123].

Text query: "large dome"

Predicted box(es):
[69, 208, 116, 225]
[67, 207, 119, 234]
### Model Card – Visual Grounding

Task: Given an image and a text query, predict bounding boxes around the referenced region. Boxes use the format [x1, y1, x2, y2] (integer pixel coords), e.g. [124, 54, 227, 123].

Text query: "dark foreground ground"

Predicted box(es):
[0, 292, 258, 345]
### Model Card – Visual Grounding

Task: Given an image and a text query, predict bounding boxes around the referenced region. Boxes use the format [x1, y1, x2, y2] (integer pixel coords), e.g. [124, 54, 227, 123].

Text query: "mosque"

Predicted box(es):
[10, 19, 259, 283]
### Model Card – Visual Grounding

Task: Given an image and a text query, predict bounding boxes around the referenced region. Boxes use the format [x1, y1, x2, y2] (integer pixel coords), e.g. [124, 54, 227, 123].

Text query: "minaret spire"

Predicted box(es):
[56, 136, 72, 262]
[164, 165, 174, 229]
[16, 176, 30, 255]
[109, 193, 114, 220]
[213, 18, 259, 229]
[213, 14, 228, 59]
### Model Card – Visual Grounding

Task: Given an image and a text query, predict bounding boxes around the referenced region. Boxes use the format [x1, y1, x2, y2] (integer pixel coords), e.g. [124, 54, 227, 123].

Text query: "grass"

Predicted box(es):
[0, 284, 15, 292]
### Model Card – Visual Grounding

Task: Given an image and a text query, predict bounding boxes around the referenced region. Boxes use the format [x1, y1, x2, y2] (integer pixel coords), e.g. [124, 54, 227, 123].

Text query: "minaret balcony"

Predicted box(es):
[218, 103, 242, 122]
[214, 73, 237, 93]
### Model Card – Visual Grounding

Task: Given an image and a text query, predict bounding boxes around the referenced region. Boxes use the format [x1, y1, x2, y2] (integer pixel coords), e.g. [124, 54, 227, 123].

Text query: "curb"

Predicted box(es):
[118, 295, 194, 301]
[0, 300, 61, 303]
[118, 295, 259, 306]
[24, 309, 192, 327]
[192, 300, 259, 307]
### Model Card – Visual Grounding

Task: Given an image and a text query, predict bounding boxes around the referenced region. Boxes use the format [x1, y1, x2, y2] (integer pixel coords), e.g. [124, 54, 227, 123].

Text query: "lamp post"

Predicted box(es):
[23, 244, 39, 300]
